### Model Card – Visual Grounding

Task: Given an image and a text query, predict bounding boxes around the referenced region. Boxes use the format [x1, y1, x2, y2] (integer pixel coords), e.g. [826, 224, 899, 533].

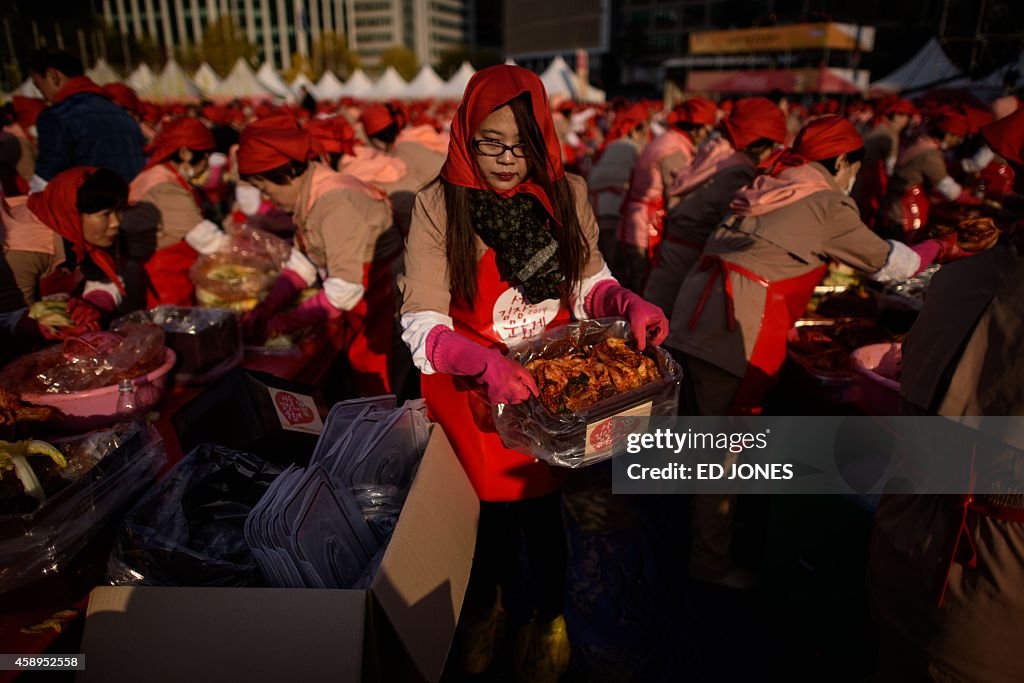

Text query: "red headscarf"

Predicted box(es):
[26, 167, 124, 293]
[11, 96, 47, 129]
[52, 76, 105, 105]
[360, 104, 396, 136]
[878, 97, 917, 118]
[143, 118, 215, 170]
[773, 115, 864, 172]
[981, 106, 1024, 166]
[441, 65, 564, 219]
[237, 118, 321, 175]
[605, 103, 648, 144]
[670, 97, 718, 127]
[721, 97, 787, 149]
[102, 83, 141, 116]
[305, 116, 358, 156]
[934, 110, 969, 138]
[964, 106, 994, 135]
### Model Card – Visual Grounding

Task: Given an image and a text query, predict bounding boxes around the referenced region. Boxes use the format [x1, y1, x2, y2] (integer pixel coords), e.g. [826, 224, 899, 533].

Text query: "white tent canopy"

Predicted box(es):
[402, 65, 445, 99]
[192, 63, 222, 96]
[870, 38, 970, 93]
[339, 69, 373, 97]
[438, 61, 476, 100]
[540, 56, 605, 102]
[87, 59, 120, 85]
[127, 63, 156, 93]
[504, 58, 518, 66]
[256, 63, 291, 98]
[316, 71, 346, 100]
[290, 73, 318, 99]
[213, 58, 271, 99]
[363, 67, 407, 100]
[142, 60, 200, 102]
[978, 52, 1024, 94]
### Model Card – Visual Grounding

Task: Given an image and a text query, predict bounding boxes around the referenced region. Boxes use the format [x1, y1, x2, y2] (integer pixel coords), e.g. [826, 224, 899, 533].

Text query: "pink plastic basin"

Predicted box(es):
[850, 342, 901, 416]
[21, 349, 177, 419]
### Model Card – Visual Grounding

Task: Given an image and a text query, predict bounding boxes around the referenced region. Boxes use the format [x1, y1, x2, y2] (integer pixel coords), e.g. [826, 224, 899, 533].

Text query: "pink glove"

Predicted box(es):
[263, 290, 342, 341]
[586, 280, 669, 351]
[426, 326, 538, 405]
[82, 290, 117, 312]
[243, 269, 307, 341]
[910, 239, 943, 274]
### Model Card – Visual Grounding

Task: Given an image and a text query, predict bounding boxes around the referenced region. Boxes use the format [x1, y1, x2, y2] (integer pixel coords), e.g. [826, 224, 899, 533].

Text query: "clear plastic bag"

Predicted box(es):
[493, 318, 682, 468]
[878, 263, 942, 312]
[0, 423, 167, 593]
[107, 443, 283, 587]
[113, 307, 243, 385]
[190, 226, 291, 311]
[0, 324, 167, 394]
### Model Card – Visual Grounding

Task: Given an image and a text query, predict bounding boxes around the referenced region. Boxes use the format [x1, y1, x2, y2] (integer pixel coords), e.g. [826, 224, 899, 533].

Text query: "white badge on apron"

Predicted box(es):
[492, 287, 560, 344]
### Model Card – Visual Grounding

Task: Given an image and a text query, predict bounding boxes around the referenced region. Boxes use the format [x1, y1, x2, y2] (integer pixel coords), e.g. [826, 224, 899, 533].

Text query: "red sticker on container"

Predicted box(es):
[584, 401, 653, 460]
[269, 389, 324, 435]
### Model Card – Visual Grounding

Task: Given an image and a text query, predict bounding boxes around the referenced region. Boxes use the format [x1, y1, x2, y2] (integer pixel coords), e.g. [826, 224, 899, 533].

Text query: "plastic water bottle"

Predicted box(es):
[116, 379, 138, 417]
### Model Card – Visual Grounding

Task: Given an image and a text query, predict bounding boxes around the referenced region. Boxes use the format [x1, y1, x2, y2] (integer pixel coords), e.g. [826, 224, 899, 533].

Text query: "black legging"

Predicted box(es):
[464, 490, 567, 624]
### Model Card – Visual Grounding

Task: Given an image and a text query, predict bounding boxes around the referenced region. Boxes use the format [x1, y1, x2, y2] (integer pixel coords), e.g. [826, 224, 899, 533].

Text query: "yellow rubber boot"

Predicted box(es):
[458, 591, 506, 676]
[513, 614, 571, 683]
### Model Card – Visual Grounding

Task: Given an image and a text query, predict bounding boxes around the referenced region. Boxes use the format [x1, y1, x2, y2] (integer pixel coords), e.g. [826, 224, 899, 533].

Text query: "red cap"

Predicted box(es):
[11, 96, 46, 129]
[238, 121, 317, 175]
[102, 83, 141, 116]
[790, 115, 864, 162]
[722, 97, 787, 149]
[360, 104, 396, 136]
[934, 109, 969, 137]
[981, 106, 1024, 166]
[606, 103, 648, 143]
[305, 116, 357, 156]
[671, 97, 718, 127]
[143, 117, 215, 169]
[878, 97, 917, 118]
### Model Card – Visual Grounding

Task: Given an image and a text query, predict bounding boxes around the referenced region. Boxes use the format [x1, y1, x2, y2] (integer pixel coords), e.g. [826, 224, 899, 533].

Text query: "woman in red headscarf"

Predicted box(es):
[645, 97, 788, 317]
[237, 119, 399, 396]
[615, 96, 719, 292]
[349, 104, 446, 236]
[884, 109, 982, 240]
[120, 117, 222, 308]
[587, 103, 650, 262]
[666, 116, 959, 587]
[1, 167, 128, 339]
[853, 97, 917, 228]
[399, 64, 668, 681]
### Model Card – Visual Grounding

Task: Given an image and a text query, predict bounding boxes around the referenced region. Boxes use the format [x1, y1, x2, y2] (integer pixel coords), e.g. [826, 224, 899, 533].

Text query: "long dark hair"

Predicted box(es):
[442, 93, 587, 306]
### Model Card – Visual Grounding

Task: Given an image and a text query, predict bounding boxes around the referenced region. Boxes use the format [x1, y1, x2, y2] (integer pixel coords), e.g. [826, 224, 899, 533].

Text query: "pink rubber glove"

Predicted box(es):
[82, 290, 117, 313]
[426, 326, 538, 405]
[586, 280, 669, 351]
[263, 290, 342, 341]
[243, 269, 307, 342]
[910, 239, 943, 274]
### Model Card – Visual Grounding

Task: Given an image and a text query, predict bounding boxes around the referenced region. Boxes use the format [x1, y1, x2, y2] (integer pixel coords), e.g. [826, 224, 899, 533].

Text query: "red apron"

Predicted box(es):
[897, 184, 929, 241]
[688, 255, 826, 414]
[145, 241, 199, 307]
[133, 164, 204, 307]
[857, 159, 888, 230]
[335, 258, 394, 396]
[420, 249, 569, 502]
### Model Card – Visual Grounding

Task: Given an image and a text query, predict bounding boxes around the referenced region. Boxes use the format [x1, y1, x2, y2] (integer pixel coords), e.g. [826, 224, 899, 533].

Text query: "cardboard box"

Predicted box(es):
[78, 427, 478, 683]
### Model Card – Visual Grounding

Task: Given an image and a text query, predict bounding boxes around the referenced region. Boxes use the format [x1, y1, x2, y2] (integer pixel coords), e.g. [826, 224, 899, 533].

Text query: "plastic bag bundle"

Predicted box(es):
[190, 226, 291, 311]
[0, 324, 167, 394]
[113, 307, 243, 385]
[108, 444, 283, 587]
[494, 318, 682, 468]
[0, 423, 167, 593]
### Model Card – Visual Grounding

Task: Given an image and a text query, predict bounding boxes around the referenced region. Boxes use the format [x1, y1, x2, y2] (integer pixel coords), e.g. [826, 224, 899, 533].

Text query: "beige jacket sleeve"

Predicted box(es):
[817, 193, 892, 273]
[145, 183, 204, 250]
[307, 189, 373, 285]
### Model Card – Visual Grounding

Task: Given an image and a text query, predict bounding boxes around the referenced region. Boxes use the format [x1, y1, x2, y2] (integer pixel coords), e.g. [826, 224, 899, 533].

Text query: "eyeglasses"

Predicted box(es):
[472, 139, 527, 158]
